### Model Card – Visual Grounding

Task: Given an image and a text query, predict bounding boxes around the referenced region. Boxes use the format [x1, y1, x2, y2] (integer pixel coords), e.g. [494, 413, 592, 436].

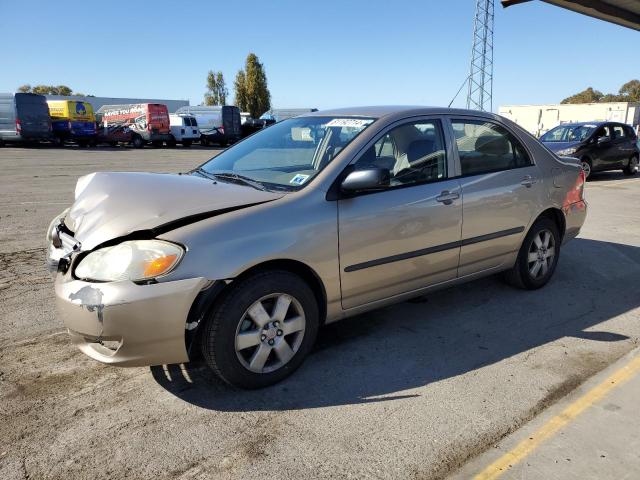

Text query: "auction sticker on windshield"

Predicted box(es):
[290, 174, 310, 185]
[325, 118, 374, 128]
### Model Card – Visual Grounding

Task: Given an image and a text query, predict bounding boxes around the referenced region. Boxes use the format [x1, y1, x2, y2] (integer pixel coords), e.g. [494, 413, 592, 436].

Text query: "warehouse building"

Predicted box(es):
[44, 95, 189, 113]
[498, 102, 640, 137]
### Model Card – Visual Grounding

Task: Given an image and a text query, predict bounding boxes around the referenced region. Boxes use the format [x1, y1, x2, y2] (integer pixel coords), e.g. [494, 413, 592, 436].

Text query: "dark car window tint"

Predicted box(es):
[353, 120, 447, 187]
[594, 125, 611, 140]
[624, 125, 636, 140]
[452, 120, 532, 176]
[190, 117, 198, 127]
[612, 125, 625, 139]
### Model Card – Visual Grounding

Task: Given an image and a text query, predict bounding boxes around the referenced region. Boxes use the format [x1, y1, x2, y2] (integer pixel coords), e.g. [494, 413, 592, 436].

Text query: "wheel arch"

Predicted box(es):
[534, 207, 566, 242]
[185, 258, 328, 359]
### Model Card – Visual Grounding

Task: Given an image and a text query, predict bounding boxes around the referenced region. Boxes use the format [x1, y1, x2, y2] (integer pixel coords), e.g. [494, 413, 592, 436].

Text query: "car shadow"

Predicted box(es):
[151, 238, 640, 411]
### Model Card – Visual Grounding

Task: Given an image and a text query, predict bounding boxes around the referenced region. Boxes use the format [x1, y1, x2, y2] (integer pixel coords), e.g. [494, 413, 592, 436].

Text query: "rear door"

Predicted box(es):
[611, 124, 634, 167]
[338, 117, 462, 309]
[449, 117, 545, 277]
[222, 106, 242, 140]
[15, 93, 50, 138]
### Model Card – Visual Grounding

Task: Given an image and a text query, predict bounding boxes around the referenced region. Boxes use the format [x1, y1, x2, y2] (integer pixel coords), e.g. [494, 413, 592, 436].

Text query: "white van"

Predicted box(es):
[168, 114, 200, 147]
[175, 105, 242, 146]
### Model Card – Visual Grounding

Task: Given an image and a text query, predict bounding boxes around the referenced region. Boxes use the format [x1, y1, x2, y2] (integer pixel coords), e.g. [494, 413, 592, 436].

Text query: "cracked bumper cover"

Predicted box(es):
[55, 276, 209, 367]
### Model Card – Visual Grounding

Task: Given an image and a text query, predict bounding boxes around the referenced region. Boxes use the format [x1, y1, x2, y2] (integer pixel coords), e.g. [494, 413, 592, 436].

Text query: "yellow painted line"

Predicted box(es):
[474, 354, 640, 480]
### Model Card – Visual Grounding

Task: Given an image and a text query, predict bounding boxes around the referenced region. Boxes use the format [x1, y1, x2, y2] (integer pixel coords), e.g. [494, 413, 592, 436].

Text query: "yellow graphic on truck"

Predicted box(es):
[47, 100, 95, 122]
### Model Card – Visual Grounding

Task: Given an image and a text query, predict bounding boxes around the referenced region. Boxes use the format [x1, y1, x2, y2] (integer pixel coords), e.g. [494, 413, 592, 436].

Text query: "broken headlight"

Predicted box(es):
[75, 240, 184, 282]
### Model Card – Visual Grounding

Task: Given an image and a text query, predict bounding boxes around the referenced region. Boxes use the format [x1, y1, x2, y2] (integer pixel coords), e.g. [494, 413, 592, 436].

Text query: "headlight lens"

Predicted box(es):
[556, 147, 578, 156]
[75, 240, 184, 282]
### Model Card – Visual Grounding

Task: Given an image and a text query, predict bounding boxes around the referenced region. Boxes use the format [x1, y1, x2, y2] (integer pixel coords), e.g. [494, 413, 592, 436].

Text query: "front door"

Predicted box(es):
[591, 124, 618, 170]
[338, 119, 462, 309]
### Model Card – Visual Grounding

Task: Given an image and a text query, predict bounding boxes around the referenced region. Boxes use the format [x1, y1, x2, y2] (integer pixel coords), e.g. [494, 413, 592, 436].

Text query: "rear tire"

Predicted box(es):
[503, 217, 560, 290]
[167, 135, 177, 148]
[182, 139, 192, 148]
[623, 155, 639, 176]
[200, 271, 319, 389]
[201, 137, 209, 146]
[580, 157, 592, 180]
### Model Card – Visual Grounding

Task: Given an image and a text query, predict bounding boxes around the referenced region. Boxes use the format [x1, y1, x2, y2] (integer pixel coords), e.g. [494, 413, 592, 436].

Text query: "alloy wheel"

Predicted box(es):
[234, 293, 306, 374]
[581, 160, 591, 178]
[527, 229, 556, 280]
[630, 157, 639, 173]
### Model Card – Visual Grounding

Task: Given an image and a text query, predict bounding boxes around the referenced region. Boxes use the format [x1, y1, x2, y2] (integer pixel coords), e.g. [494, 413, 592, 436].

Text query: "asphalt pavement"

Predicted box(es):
[0, 145, 639, 480]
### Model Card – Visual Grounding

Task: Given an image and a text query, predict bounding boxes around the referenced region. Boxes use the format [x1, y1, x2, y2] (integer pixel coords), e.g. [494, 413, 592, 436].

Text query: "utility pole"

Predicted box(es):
[466, 0, 494, 111]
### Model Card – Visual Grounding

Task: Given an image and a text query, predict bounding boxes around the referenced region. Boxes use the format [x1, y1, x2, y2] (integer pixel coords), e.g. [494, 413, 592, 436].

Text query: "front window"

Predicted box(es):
[541, 125, 595, 143]
[197, 116, 375, 190]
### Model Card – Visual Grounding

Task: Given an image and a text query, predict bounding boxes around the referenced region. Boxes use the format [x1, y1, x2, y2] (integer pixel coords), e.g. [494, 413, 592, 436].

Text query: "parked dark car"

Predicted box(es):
[540, 121, 639, 178]
[95, 124, 133, 147]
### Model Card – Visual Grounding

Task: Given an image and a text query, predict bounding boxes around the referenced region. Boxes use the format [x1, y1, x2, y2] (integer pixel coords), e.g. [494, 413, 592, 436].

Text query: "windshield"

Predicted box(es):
[197, 116, 375, 190]
[541, 124, 595, 143]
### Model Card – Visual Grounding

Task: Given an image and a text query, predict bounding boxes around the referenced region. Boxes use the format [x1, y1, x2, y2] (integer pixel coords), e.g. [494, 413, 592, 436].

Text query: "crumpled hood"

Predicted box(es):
[543, 141, 581, 153]
[66, 171, 284, 250]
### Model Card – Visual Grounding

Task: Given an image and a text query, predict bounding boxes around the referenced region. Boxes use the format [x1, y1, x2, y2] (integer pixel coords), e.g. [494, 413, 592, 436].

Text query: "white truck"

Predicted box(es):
[168, 114, 200, 147]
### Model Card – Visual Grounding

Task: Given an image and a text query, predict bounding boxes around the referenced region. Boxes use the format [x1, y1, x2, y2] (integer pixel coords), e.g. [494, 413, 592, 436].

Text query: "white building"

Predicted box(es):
[498, 102, 640, 137]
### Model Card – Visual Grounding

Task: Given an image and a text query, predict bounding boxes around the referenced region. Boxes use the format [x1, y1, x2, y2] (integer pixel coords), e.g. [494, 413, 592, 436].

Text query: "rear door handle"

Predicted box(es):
[436, 190, 460, 205]
[521, 175, 538, 188]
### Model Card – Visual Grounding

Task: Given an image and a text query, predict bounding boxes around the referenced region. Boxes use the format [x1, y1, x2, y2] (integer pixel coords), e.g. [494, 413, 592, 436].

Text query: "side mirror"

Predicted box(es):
[597, 136, 611, 145]
[341, 168, 390, 193]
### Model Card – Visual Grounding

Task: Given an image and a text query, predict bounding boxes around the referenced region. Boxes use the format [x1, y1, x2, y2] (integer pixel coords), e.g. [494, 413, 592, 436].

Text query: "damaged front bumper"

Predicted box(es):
[55, 276, 208, 366]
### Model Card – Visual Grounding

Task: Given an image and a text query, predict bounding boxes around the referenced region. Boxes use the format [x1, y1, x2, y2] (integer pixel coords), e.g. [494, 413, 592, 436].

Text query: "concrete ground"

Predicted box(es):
[452, 347, 640, 479]
[0, 146, 639, 480]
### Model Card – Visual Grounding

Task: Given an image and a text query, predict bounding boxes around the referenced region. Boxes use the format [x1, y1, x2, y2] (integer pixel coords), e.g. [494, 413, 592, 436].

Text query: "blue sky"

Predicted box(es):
[0, 0, 637, 111]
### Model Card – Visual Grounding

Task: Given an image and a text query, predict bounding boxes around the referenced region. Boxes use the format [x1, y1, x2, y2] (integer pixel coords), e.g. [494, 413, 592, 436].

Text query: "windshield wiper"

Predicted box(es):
[189, 167, 217, 180]
[210, 171, 268, 191]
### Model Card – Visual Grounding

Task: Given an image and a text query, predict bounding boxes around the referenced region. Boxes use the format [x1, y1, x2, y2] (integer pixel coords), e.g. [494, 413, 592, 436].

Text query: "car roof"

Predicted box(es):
[302, 105, 505, 121]
[556, 121, 608, 128]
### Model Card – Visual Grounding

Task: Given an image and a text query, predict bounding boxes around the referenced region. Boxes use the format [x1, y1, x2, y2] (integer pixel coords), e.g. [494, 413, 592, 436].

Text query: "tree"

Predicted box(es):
[234, 70, 247, 112]
[16, 84, 82, 96]
[57, 85, 73, 96]
[561, 87, 603, 104]
[32, 85, 52, 95]
[561, 79, 640, 104]
[619, 80, 640, 102]
[204, 71, 228, 106]
[234, 53, 271, 118]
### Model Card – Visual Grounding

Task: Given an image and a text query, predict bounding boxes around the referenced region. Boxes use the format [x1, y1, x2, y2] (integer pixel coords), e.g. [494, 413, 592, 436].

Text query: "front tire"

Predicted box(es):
[624, 155, 639, 176]
[201, 271, 319, 389]
[503, 217, 560, 290]
[182, 139, 192, 148]
[132, 135, 144, 149]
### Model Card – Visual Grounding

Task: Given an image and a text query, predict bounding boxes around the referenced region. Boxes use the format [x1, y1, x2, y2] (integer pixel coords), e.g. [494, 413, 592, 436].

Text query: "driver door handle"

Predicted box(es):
[521, 175, 538, 188]
[436, 190, 460, 205]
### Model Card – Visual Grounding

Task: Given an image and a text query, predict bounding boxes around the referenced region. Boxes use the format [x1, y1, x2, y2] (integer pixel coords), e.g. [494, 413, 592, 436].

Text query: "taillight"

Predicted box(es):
[218, 126, 224, 134]
[16, 119, 21, 133]
[578, 169, 586, 200]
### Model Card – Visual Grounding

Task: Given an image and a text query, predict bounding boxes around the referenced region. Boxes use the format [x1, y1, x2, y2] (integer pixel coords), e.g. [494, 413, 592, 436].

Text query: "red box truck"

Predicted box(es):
[96, 103, 170, 148]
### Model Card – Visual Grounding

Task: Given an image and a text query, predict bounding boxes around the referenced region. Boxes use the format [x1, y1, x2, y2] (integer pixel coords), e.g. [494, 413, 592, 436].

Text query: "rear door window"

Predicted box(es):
[612, 125, 626, 140]
[452, 120, 532, 176]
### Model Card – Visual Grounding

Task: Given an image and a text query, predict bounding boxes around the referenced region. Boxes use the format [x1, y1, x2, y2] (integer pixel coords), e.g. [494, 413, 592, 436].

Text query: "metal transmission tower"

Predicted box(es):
[466, 0, 495, 111]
